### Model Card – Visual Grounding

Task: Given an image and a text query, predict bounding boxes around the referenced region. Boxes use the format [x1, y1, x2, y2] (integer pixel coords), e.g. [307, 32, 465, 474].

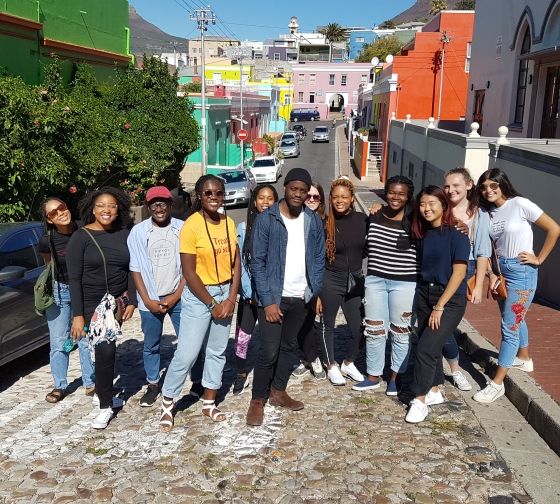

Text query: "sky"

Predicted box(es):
[130, 0, 417, 42]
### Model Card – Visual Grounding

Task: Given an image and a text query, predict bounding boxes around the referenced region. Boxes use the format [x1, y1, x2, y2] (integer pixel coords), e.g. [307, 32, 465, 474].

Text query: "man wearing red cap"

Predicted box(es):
[127, 186, 190, 406]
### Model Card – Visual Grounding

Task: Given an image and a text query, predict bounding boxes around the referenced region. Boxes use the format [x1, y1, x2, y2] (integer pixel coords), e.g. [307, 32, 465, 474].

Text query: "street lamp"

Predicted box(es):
[437, 31, 451, 120]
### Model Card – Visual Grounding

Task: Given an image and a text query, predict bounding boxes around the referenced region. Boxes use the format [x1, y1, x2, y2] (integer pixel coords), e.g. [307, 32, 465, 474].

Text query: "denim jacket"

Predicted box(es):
[250, 201, 325, 307]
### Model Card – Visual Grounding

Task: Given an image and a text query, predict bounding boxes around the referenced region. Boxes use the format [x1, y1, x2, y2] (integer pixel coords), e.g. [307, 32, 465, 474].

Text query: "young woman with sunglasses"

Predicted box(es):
[406, 186, 470, 423]
[233, 184, 278, 394]
[39, 198, 95, 404]
[67, 187, 136, 429]
[473, 168, 559, 403]
[159, 175, 240, 432]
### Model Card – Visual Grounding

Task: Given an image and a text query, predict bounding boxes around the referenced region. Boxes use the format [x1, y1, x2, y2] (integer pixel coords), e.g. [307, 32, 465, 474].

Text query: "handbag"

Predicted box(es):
[488, 241, 507, 301]
[337, 226, 365, 298]
[34, 230, 55, 316]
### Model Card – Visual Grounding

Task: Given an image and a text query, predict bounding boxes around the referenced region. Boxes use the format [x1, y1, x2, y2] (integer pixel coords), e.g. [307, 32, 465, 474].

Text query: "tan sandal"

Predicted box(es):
[202, 399, 226, 422]
[159, 397, 174, 433]
[45, 389, 65, 403]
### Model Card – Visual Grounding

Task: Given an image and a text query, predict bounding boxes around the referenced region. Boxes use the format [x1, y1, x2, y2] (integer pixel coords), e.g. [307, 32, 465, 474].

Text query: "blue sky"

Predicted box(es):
[130, 0, 416, 42]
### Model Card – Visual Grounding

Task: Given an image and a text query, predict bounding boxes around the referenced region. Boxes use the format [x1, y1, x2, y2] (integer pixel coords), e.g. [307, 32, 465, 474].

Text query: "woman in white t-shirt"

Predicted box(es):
[473, 168, 560, 404]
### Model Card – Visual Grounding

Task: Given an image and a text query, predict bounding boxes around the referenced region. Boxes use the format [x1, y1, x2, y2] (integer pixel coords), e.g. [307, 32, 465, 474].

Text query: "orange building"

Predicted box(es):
[357, 10, 475, 180]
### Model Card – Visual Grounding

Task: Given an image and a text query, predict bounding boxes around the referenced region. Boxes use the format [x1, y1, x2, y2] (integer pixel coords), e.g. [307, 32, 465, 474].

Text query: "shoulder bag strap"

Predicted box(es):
[46, 229, 56, 281]
[81, 227, 109, 293]
[491, 239, 502, 276]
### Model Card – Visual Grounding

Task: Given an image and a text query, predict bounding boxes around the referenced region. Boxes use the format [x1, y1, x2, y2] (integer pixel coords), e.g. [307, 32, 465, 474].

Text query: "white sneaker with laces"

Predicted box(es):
[512, 357, 534, 372]
[340, 362, 364, 382]
[452, 371, 472, 391]
[473, 381, 505, 404]
[311, 357, 323, 375]
[91, 408, 114, 429]
[425, 388, 445, 405]
[405, 399, 429, 423]
[92, 395, 126, 409]
[327, 365, 347, 386]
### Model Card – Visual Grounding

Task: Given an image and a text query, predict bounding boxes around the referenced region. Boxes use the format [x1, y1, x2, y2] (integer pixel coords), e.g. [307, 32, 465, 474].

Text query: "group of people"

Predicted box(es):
[39, 165, 559, 430]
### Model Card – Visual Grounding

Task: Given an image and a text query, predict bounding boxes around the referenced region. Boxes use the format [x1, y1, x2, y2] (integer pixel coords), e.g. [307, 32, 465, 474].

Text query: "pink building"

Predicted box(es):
[291, 63, 373, 119]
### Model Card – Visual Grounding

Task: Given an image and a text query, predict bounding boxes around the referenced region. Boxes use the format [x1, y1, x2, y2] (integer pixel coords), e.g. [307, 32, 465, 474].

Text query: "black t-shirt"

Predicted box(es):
[420, 226, 471, 295]
[326, 210, 368, 273]
[38, 223, 80, 284]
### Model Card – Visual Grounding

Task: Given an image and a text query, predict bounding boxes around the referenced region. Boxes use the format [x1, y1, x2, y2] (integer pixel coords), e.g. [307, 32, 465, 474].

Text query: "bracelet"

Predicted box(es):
[432, 306, 445, 312]
[225, 298, 235, 307]
[206, 298, 218, 312]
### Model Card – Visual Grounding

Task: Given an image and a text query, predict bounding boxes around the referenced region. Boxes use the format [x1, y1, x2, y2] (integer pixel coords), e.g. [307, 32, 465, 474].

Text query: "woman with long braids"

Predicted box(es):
[316, 178, 368, 386]
[39, 197, 95, 403]
[159, 175, 240, 432]
[67, 187, 136, 429]
[233, 184, 278, 394]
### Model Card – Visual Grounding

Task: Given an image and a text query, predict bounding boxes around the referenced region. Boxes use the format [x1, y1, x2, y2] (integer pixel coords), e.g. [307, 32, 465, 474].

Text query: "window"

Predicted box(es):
[273, 53, 280, 60]
[309, 73, 316, 85]
[341, 74, 347, 86]
[465, 42, 471, 73]
[356, 37, 365, 43]
[514, 29, 531, 124]
[360, 74, 367, 84]
[284, 95, 291, 105]
[298, 91, 304, 102]
[329, 74, 335, 85]
[309, 92, 315, 103]
[298, 73, 305, 84]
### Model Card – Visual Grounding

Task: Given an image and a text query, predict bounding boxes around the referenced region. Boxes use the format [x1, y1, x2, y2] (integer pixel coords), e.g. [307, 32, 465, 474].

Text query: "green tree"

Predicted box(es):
[430, 0, 448, 15]
[319, 23, 346, 62]
[356, 35, 404, 63]
[455, 0, 475, 9]
[378, 20, 396, 29]
[182, 81, 202, 94]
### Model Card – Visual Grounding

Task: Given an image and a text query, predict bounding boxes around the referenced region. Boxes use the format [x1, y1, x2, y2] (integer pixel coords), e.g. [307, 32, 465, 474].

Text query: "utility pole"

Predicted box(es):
[191, 7, 216, 173]
[437, 31, 451, 121]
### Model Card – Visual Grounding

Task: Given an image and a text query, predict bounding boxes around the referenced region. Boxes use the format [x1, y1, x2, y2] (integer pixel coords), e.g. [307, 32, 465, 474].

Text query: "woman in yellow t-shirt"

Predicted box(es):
[159, 175, 240, 432]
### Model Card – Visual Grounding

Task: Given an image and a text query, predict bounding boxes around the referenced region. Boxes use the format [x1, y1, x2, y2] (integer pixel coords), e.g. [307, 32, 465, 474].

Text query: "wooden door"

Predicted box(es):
[540, 66, 560, 139]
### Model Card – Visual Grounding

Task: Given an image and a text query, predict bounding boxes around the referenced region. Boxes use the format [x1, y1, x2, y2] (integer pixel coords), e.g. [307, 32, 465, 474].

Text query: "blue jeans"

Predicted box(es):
[46, 281, 95, 390]
[162, 285, 232, 399]
[364, 276, 416, 376]
[497, 258, 537, 368]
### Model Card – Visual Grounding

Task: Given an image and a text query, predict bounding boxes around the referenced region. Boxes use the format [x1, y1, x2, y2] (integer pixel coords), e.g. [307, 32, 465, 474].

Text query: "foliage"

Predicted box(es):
[262, 134, 276, 154]
[455, 0, 475, 9]
[318, 23, 346, 43]
[0, 56, 199, 220]
[378, 20, 396, 29]
[182, 81, 202, 94]
[430, 0, 448, 15]
[356, 36, 404, 63]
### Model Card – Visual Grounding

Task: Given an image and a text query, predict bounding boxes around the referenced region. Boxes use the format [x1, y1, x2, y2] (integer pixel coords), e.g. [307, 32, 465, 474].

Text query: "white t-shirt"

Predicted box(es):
[489, 197, 543, 258]
[148, 224, 180, 296]
[281, 211, 307, 298]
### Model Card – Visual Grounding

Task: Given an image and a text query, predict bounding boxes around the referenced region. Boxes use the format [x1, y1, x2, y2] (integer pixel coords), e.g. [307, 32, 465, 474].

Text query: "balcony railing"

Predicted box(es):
[298, 54, 330, 62]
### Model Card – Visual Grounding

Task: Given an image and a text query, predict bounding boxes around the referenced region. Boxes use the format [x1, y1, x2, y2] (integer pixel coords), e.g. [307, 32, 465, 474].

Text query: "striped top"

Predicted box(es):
[366, 212, 419, 281]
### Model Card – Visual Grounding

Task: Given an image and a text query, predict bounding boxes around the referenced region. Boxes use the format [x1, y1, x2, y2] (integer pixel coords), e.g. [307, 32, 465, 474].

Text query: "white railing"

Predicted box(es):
[367, 141, 383, 176]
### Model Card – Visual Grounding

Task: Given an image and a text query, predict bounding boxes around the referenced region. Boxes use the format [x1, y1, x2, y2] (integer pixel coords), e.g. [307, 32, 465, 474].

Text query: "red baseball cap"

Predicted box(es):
[146, 186, 172, 202]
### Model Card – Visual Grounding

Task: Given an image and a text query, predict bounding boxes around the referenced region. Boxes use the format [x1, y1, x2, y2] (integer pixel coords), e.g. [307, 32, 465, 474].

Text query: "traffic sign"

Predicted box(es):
[237, 129, 248, 141]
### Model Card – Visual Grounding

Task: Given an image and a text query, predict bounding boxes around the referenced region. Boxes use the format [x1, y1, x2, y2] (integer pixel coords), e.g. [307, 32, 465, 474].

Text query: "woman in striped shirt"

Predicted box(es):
[353, 176, 419, 396]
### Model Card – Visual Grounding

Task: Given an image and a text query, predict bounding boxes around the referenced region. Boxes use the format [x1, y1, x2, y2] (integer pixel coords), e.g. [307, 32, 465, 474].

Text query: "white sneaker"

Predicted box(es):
[452, 371, 472, 391]
[340, 362, 364, 382]
[512, 357, 534, 373]
[92, 394, 126, 409]
[425, 388, 445, 405]
[327, 365, 347, 386]
[405, 399, 429, 423]
[311, 357, 323, 375]
[91, 408, 114, 429]
[473, 381, 505, 404]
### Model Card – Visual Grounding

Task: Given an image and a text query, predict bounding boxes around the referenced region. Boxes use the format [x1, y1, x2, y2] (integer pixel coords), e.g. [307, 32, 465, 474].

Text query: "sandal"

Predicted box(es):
[45, 389, 65, 403]
[202, 399, 226, 422]
[159, 397, 174, 433]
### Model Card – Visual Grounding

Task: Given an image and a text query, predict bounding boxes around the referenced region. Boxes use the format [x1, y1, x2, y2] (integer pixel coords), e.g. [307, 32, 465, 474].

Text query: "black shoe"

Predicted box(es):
[233, 373, 248, 395]
[189, 382, 205, 399]
[139, 384, 160, 407]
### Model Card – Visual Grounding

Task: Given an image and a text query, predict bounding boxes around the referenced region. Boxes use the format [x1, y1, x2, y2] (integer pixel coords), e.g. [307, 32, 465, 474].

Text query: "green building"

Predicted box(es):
[0, 0, 132, 84]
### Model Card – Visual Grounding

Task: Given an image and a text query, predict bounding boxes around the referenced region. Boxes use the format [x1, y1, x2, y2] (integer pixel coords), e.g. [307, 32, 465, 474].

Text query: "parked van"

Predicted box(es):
[290, 108, 320, 122]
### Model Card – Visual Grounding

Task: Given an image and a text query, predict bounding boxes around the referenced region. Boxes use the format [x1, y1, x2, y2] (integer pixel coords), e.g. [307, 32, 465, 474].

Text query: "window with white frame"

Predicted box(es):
[273, 53, 280, 60]
[298, 73, 305, 84]
[341, 74, 347, 86]
[309, 73, 316, 85]
[284, 95, 291, 105]
[298, 91, 304, 102]
[329, 74, 335, 85]
[356, 37, 365, 43]
[465, 42, 471, 73]
[360, 74, 367, 83]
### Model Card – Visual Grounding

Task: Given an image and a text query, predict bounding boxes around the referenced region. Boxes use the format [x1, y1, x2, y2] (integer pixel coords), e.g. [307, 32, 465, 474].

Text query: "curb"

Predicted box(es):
[354, 192, 560, 457]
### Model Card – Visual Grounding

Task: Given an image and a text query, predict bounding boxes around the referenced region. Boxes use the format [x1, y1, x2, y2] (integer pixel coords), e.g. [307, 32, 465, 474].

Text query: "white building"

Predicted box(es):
[466, 0, 560, 138]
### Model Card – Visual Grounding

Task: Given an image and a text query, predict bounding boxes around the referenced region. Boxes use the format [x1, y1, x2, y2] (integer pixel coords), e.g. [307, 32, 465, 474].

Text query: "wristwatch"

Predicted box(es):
[206, 298, 218, 312]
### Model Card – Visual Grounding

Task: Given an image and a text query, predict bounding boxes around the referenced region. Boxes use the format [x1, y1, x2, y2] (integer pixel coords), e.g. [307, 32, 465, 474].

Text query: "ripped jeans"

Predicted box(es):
[363, 275, 416, 376]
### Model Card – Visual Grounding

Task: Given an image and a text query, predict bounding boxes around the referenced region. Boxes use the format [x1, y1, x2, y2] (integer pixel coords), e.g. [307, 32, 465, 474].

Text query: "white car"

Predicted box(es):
[250, 156, 283, 183]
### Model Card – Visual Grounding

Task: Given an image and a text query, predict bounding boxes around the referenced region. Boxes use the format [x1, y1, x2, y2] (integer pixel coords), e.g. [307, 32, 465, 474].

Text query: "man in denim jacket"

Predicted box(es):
[246, 168, 325, 426]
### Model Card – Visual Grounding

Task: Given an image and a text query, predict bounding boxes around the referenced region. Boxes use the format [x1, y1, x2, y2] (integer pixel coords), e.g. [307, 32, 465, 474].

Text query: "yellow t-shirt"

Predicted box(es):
[179, 212, 237, 285]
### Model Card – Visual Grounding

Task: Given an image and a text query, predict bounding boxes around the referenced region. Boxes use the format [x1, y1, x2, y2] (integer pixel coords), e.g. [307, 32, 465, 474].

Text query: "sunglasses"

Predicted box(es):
[306, 194, 321, 202]
[479, 182, 500, 192]
[203, 190, 224, 198]
[46, 203, 68, 220]
[148, 201, 170, 210]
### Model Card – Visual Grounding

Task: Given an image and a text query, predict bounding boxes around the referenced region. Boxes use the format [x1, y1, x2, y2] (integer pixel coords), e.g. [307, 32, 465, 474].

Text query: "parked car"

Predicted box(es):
[0, 222, 49, 367]
[290, 108, 320, 122]
[312, 126, 330, 143]
[293, 124, 307, 139]
[218, 168, 257, 207]
[250, 156, 283, 183]
[278, 138, 300, 158]
[280, 131, 298, 144]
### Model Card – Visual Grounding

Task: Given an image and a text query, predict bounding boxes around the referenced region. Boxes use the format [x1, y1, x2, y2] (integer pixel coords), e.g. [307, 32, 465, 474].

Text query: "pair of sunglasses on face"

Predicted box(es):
[306, 194, 321, 202]
[46, 203, 68, 220]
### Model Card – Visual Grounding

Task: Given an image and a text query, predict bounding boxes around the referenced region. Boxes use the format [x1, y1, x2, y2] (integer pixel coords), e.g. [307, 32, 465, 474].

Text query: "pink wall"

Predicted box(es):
[292, 63, 372, 119]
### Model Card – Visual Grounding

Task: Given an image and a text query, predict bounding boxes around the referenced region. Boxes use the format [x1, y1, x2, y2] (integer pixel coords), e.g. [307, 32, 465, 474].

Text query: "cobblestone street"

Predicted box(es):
[0, 310, 545, 503]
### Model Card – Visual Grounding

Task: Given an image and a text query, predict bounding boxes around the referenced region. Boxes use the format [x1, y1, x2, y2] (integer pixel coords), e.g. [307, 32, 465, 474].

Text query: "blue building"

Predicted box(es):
[349, 30, 378, 61]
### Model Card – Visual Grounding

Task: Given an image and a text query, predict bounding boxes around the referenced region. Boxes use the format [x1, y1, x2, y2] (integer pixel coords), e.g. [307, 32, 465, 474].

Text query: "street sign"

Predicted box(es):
[237, 129, 248, 141]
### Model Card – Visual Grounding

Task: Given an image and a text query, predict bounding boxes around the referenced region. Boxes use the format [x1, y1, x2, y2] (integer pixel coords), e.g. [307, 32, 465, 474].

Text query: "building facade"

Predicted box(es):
[349, 30, 378, 61]
[186, 36, 240, 67]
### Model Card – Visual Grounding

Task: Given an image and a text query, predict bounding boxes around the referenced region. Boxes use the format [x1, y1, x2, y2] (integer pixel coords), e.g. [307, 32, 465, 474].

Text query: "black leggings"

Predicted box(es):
[95, 341, 116, 409]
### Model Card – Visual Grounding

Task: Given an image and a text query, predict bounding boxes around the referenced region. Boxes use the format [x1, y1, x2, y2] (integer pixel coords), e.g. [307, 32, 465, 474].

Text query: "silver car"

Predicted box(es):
[312, 126, 330, 143]
[278, 139, 300, 158]
[218, 169, 257, 207]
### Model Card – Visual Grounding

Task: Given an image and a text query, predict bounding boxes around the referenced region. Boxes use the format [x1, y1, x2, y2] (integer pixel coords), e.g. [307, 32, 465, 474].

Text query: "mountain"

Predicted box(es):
[391, 0, 464, 24]
[129, 5, 187, 58]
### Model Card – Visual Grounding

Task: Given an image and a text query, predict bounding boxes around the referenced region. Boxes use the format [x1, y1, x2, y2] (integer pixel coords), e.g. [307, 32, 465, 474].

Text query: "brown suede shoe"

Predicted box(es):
[246, 399, 265, 426]
[269, 387, 304, 411]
